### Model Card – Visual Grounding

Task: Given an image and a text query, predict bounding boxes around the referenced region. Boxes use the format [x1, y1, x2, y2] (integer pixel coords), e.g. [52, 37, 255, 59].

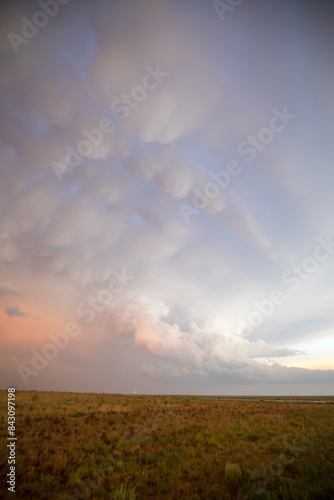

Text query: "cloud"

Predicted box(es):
[0, 282, 22, 298]
[140, 363, 163, 377]
[4, 305, 30, 318]
[111, 295, 304, 379]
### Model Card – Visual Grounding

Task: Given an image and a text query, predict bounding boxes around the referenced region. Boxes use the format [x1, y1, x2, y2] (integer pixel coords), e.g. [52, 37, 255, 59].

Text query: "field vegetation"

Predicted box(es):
[1, 391, 334, 499]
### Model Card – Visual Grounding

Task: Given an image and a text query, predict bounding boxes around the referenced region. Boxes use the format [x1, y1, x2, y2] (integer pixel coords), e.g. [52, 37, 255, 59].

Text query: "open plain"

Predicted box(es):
[1, 391, 334, 499]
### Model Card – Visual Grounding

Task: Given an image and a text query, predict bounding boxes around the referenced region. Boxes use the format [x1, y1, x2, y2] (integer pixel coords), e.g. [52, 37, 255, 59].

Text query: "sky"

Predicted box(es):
[0, 0, 334, 395]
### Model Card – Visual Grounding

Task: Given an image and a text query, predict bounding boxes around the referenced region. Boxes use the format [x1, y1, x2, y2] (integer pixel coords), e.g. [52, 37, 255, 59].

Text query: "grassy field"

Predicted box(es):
[1, 391, 334, 499]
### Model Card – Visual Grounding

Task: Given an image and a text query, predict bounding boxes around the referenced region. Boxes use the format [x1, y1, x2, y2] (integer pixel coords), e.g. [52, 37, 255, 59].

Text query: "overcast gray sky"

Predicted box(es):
[1, 0, 334, 395]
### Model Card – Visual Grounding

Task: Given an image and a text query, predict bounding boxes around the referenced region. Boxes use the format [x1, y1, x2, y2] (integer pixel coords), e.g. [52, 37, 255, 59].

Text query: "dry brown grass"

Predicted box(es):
[1, 391, 334, 499]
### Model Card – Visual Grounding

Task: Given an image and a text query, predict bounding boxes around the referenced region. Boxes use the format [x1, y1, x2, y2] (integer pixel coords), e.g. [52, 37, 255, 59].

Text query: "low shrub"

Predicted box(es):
[225, 462, 242, 488]
[113, 484, 137, 500]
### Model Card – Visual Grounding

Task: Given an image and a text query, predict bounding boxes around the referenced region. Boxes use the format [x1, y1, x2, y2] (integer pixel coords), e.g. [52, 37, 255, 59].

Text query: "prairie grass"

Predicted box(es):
[0, 391, 334, 499]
